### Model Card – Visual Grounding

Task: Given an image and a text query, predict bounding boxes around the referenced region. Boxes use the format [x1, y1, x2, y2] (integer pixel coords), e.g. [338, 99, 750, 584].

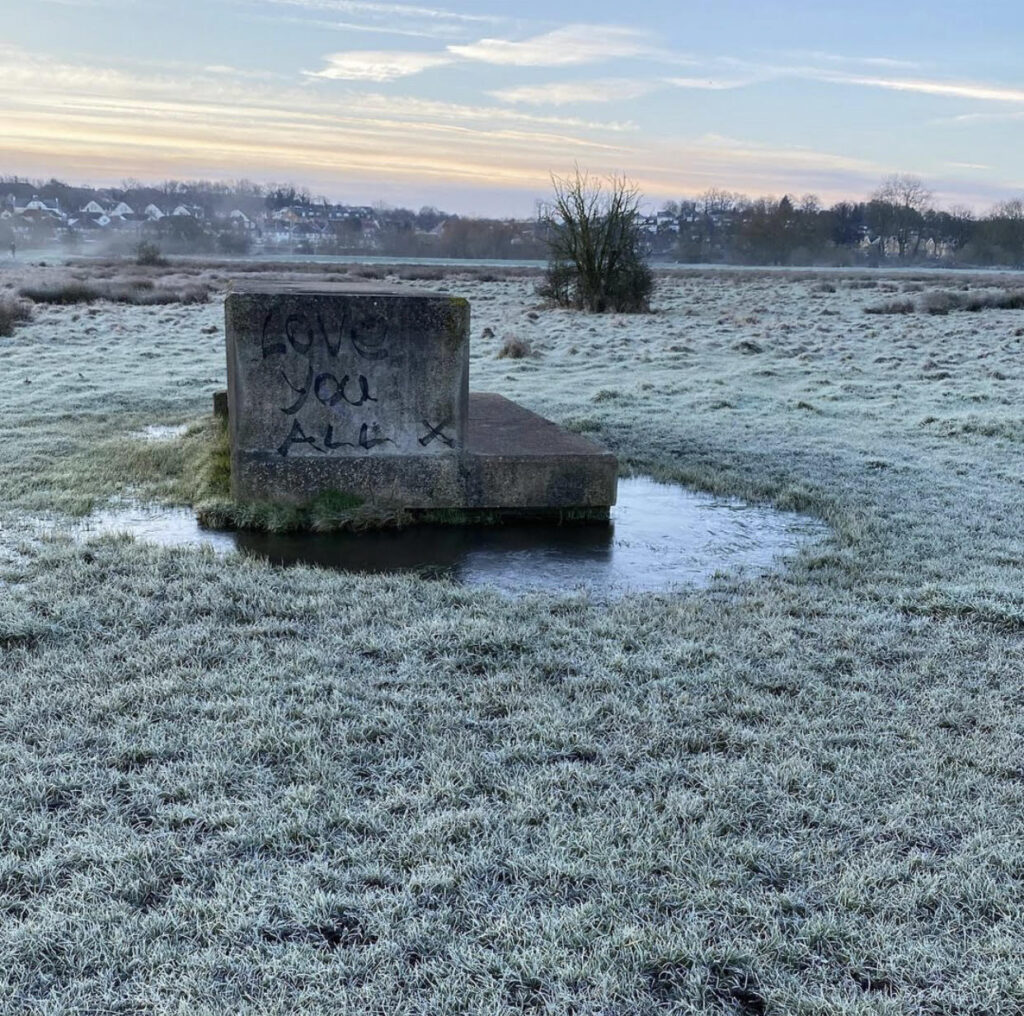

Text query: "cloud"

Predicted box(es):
[250, 14, 467, 38]
[0, 44, 638, 202]
[686, 133, 877, 173]
[449, 24, 653, 67]
[3, 38, 1020, 214]
[809, 70, 1024, 105]
[776, 50, 921, 70]
[307, 50, 453, 81]
[37, 0, 132, 6]
[663, 53, 1024, 109]
[666, 76, 758, 91]
[256, 0, 499, 22]
[243, 0, 508, 39]
[306, 23, 659, 85]
[490, 78, 662, 106]
[942, 110, 1024, 124]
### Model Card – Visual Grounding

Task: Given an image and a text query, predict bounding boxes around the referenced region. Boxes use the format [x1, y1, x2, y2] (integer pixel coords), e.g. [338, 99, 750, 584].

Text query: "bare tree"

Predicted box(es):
[540, 167, 652, 313]
[871, 174, 933, 257]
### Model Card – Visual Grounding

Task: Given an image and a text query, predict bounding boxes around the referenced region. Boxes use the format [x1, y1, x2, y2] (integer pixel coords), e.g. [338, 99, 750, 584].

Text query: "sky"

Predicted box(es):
[1, 0, 1022, 216]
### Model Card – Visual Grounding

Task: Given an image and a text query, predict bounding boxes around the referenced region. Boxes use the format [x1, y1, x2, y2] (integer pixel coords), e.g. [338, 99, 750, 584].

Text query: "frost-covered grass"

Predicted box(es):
[1, 261, 1023, 1014]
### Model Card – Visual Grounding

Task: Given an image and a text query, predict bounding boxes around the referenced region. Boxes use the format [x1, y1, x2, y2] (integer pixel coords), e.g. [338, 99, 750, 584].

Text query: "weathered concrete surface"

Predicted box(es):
[464, 394, 617, 510]
[227, 394, 617, 511]
[226, 282, 469, 502]
[224, 284, 616, 514]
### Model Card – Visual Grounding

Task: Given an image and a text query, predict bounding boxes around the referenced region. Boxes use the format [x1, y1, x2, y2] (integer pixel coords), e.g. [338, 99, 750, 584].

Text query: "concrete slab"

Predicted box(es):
[463, 394, 617, 510]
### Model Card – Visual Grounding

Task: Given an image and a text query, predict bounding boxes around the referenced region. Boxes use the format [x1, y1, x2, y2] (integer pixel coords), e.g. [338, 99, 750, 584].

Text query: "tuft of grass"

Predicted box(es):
[18, 281, 100, 305]
[869, 289, 1024, 316]
[186, 424, 377, 532]
[496, 333, 532, 359]
[963, 289, 1024, 311]
[920, 290, 961, 315]
[864, 298, 915, 315]
[0, 298, 33, 337]
[397, 267, 444, 281]
[19, 281, 209, 305]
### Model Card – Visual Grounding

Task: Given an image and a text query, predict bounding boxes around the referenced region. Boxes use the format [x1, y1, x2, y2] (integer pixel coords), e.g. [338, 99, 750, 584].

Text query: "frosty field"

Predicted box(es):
[0, 260, 1022, 1014]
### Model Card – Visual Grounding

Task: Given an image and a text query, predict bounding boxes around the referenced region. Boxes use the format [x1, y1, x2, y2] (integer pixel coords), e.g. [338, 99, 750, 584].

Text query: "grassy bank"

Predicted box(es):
[0, 263, 1022, 1013]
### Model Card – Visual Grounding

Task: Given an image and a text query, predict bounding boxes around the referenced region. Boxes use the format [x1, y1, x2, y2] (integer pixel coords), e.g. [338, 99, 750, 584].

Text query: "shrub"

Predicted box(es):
[398, 267, 444, 281]
[0, 299, 33, 337]
[496, 333, 532, 359]
[864, 299, 915, 315]
[19, 281, 209, 306]
[216, 231, 251, 256]
[916, 289, 1024, 315]
[134, 241, 167, 267]
[540, 168, 652, 313]
[965, 289, 1024, 311]
[19, 282, 101, 305]
[920, 291, 961, 315]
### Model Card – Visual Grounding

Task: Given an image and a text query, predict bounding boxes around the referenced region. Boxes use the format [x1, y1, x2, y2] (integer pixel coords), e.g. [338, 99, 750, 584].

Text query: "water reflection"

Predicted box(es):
[74, 478, 826, 595]
[235, 518, 614, 578]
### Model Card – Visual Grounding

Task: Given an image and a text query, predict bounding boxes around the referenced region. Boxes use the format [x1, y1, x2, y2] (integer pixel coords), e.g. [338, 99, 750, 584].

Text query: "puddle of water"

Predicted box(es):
[78, 502, 239, 554]
[65, 478, 826, 595]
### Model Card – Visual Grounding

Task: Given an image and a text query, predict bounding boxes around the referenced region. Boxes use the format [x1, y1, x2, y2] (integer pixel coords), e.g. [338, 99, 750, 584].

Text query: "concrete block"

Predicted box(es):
[226, 282, 469, 503]
[224, 284, 616, 517]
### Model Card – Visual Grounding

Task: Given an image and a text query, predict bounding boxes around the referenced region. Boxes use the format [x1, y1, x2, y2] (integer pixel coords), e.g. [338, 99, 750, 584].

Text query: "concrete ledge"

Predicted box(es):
[463, 394, 617, 509]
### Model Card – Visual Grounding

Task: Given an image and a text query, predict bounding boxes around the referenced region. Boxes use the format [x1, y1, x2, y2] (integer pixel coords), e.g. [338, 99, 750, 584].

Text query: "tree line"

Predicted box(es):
[658, 175, 1024, 267]
[3, 173, 1023, 267]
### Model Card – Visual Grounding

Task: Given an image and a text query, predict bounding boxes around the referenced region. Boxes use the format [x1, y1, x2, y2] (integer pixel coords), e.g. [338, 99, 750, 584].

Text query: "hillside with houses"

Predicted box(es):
[0, 178, 549, 260]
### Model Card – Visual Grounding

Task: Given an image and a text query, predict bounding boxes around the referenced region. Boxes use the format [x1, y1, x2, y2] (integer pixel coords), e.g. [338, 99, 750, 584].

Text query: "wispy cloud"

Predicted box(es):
[306, 24, 660, 85]
[775, 49, 922, 70]
[241, 0, 508, 39]
[490, 78, 662, 106]
[250, 14, 464, 38]
[253, 0, 500, 22]
[308, 50, 453, 81]
[0, 44, 638, 203]
[449, 25, 654, 67]
[806, 70, 1024, 105]
[664, 54, 1024, 110]
[687, 133, 877, 172]
[666, 75, 758, 91]
[37, 0, 132, 6]
[942, 110, 1024, 124]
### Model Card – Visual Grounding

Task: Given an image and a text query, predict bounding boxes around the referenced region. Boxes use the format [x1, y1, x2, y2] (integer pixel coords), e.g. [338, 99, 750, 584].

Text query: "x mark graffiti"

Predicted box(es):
[419, 419, 455, 448]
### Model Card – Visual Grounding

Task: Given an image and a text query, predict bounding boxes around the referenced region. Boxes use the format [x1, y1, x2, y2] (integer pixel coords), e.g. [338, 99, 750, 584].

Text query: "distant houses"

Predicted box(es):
[0, 188, 391, 249]
[0, 183, 547, 258]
